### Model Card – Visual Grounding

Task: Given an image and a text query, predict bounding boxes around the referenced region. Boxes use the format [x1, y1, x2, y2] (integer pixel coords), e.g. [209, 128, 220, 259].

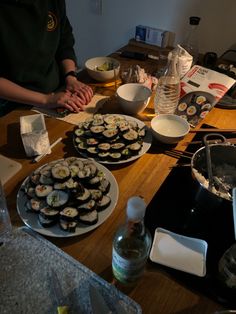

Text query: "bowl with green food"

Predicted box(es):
[85, 57, 120, 82]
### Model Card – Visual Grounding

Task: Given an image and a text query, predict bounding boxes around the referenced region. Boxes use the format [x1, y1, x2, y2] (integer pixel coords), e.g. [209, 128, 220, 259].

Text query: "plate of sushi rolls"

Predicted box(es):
[17, 157, 119, 237]
[73, 114, 152, 164]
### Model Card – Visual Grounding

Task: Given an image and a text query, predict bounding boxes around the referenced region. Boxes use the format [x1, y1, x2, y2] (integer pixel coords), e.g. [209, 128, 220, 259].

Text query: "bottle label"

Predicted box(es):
[112, 247, 146, 284]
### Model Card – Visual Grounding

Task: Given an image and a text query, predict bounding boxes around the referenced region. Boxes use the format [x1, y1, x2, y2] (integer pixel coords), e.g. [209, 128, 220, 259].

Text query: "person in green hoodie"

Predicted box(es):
[0, 0, 93, 116]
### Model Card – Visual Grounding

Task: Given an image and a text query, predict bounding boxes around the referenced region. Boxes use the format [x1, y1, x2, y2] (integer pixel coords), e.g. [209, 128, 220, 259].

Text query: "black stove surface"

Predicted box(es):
[144, 125, 236, 307]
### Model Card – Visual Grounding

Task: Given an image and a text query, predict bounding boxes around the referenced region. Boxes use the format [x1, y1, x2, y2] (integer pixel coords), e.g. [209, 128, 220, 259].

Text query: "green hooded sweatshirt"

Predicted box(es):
[0, 0, 77, 93]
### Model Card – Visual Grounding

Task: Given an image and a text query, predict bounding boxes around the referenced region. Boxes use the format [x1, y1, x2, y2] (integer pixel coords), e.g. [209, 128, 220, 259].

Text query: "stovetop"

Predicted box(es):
[144, 125, 236, 308]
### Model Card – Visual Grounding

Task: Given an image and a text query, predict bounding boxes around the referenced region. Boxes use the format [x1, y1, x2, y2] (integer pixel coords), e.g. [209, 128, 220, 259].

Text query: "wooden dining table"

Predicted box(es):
[1, 41, 236, 314]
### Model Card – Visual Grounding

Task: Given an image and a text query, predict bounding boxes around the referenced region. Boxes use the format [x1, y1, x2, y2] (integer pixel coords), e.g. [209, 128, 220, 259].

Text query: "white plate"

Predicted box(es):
[149, 228, 208, 277]
[16, 158, 119, 238]
[73, 114, 152, 165]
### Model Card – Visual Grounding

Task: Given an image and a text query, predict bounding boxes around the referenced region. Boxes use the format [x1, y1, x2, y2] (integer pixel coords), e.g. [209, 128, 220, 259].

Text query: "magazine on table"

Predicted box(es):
[175, 65, 236, 127]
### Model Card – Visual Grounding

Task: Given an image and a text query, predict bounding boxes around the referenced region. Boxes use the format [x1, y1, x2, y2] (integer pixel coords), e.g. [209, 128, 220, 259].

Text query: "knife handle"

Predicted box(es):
[57, 305, 69, 314]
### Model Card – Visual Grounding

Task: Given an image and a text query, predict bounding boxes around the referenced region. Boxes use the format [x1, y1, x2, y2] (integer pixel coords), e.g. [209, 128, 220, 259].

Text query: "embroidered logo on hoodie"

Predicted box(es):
[47, 11, 57, 31]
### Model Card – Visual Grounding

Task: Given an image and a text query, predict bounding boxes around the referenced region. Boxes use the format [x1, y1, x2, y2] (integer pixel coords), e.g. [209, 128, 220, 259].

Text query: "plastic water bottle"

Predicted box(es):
[182, 16, 201, 66]
[154, 51, 180, 115]
[112, 196, 152, 285]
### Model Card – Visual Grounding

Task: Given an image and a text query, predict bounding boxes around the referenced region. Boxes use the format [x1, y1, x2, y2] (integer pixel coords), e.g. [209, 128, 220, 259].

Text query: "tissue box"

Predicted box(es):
[20, 114, 51, 157]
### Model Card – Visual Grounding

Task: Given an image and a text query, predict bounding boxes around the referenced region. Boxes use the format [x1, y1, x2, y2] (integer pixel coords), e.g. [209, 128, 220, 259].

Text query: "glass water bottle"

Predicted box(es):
[182, 16, 201, 66]
[154, 51, 180, 115]
[112, 196, 152, 285]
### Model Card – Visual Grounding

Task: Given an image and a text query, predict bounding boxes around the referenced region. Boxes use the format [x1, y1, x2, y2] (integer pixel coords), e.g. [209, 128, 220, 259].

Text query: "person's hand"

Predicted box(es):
[46, 90, 87, 113]
[65, 76, 93, 106]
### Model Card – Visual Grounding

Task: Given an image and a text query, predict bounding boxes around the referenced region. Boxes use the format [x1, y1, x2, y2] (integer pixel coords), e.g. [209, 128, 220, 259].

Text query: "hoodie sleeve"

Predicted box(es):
[56, 0, 77, 64]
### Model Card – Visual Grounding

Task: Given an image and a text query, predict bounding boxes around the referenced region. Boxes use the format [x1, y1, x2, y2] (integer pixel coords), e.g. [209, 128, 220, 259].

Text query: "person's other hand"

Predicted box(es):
[65, 76, 93, 106]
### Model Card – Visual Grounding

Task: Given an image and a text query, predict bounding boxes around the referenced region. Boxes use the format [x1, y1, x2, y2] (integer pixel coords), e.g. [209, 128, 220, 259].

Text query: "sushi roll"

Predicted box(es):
[122, 129, 138, 142]
[110, 142, 125, 151]
[109, 152, 122, 161]
[46, 190, 69, 208]
[87, 146, 99, 157]
[74, 128, 85, 137]
[178, 102, 187, 112]
[102, 128, 118, 140]
[138, 127, 146, 138]
[88, 176, 102, 187]
[59, 220, 77, 232]
[98, 152, 110, 161]
[98, 143, 111, 152]
[69, 164, 80, 178]
[39, 174, 54, 185]
[39, 207, 59, 220]
[78, 210, 98, 225]
[128, 142, 142, 155]
[30, 173, 41, 185]
[195, 95, 206, 105]
[78, 199, 97, 212]
[97, 195, 111, 211]
[90, 189, 103, 201]
[60, 207, 79, 221]
[187, 105, 197, 116]
[26, 198, 46, 213]
[35, 184, 53, 198]
[90, 125, 105, 135]
[38, 214, 57, 228]
[51, 165, 71, 182]
[75, 188, 91, 204]
[77, 142, 88, 151]
[98, 178, 110, 194]
[86, 138, 99, 146]
[121, 148, 131, 159]
[26, 186, 37, 198]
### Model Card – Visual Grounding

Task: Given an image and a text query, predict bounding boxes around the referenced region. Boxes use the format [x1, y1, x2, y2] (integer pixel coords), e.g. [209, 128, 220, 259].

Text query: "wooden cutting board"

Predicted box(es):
[0, 155, 22, 185]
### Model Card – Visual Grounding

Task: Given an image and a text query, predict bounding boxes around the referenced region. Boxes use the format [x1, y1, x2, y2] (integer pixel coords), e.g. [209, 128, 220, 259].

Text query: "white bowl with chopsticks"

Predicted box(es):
[85, 57, 120, 82]
[151, 114, 190, 144]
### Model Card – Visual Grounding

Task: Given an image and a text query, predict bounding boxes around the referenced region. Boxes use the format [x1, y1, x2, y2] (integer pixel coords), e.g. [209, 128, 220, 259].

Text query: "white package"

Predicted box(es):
[20, 114, 51, 157]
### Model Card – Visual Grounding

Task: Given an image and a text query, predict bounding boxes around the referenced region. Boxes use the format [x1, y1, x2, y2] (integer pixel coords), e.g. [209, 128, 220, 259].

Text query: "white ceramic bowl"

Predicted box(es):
[116, 83, 152, 115]
[85, 57, 120, 82]
[151, 114, 190, 144]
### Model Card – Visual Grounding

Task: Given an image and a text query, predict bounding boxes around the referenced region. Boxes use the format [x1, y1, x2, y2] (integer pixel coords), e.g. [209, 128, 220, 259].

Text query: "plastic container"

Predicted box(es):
[182, 16, 201, 65]
[112, 196, 152, 285]
[218, 243, 236, 289]
[154, 51, 180, 114]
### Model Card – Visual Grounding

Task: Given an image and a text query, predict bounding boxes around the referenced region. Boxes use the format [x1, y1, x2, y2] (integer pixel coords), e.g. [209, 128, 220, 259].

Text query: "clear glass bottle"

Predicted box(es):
[112, 196, 152, 286]
[154, 50, 180, 115]
[182, 16, 201, 66]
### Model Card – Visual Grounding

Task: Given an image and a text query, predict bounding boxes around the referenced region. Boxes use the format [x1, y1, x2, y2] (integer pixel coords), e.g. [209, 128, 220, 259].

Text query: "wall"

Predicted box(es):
[66, 0, 236, 67]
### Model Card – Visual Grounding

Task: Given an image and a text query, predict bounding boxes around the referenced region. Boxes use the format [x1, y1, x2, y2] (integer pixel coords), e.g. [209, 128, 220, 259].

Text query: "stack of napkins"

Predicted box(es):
[20, 114, 51, 157]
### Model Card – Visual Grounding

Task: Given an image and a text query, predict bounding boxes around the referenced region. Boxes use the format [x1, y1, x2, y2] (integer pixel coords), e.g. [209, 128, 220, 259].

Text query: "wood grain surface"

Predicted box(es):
[1, 41, 236, 314]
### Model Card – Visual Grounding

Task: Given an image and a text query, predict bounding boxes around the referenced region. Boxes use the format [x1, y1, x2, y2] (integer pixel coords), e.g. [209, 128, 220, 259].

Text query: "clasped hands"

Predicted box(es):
[47, 78, 94, 113]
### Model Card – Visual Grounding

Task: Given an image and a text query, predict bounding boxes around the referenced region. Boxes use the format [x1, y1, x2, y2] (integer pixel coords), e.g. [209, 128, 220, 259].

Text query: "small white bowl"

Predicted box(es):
[151, 114, 190, 144]
[116, 83, 152, 115]
[85, 57, 120, 82]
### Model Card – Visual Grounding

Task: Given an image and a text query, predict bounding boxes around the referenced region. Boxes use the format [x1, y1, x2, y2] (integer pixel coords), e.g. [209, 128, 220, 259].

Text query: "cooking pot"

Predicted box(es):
[191, 134, 236, 209]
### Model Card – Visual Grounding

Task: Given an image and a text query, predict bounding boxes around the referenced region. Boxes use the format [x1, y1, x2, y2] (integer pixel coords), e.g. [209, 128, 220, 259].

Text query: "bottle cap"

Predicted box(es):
[126, 196, 146, 221]
[189, 16, 201, 25]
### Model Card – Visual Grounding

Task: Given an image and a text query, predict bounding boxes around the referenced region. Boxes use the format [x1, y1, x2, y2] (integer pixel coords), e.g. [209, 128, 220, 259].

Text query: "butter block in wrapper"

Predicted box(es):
[20, 114, 51, 157]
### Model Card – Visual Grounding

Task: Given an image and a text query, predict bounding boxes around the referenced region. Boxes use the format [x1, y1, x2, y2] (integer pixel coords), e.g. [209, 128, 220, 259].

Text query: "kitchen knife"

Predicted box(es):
[50, 270, 69, 314]
[89, 284, 111, 314]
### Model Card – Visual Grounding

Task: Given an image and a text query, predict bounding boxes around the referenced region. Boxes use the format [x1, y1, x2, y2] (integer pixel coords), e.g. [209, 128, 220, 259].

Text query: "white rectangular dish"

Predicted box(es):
[149, 227, 208, 277]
